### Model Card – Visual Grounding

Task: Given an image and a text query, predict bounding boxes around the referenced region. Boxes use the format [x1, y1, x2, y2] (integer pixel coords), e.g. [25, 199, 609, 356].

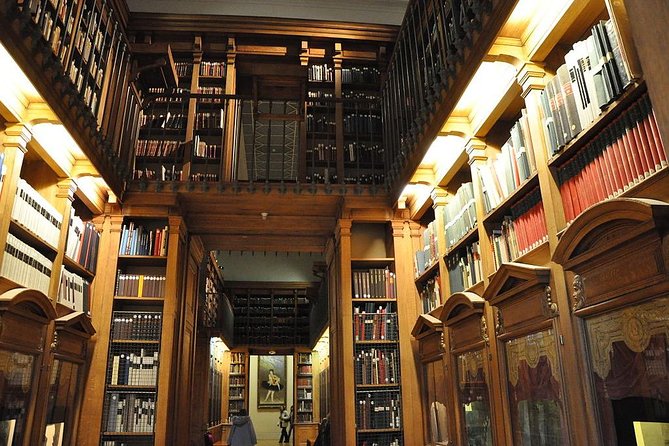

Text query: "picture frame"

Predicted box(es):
[257, 355, 286, 409]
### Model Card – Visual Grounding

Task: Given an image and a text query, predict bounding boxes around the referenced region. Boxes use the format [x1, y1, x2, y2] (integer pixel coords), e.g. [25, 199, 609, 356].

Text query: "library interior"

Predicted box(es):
[0, 0, 668, 445]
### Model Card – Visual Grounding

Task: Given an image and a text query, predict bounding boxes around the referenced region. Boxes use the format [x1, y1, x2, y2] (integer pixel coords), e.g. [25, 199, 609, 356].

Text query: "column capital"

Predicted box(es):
[390, 220, 405, 238]
[56, 178, 78, 202]
[334, 219, 352, 243]
[2, 124, 32, 153]
[466, 137, 488, 165]
[516, 62, 548, 98]
[430, 187, 449, 209]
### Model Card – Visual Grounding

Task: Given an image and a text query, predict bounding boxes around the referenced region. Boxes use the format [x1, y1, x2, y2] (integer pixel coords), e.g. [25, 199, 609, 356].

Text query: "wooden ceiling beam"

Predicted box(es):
[201, 234, 327, 253]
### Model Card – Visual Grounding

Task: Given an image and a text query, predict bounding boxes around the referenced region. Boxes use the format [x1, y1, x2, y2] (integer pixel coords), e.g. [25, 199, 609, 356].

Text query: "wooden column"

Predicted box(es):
[222, 37, 237, 182]
[77, 207, 123, 446]
[391, 219, 425, 445]
[328, 219, 355, 445]
[48, 178, 77, 300]
[430, 187, 449, 303]
[334, 43, 344, 183]
[516, 63, 594, 446]
[0, 124, 31, 274]
[465, 138, 493, 282]
[157, 215, 188, 446]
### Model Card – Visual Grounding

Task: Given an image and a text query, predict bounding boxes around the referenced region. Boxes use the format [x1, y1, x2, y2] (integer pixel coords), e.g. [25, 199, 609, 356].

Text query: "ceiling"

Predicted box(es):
[125, 0, 409, 25]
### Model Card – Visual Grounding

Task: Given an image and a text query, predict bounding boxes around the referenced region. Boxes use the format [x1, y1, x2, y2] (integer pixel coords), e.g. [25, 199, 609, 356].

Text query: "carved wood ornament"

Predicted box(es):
[572, 275, 585, 311]
[543, 285, 559, 317]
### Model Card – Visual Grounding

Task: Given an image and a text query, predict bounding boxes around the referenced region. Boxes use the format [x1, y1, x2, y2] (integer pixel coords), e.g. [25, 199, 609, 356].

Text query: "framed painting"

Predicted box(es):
[257, 355, 287, 409]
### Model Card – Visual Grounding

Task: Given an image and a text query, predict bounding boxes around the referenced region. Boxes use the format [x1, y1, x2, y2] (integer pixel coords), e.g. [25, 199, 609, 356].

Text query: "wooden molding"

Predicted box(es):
[127, 13, 399, 42]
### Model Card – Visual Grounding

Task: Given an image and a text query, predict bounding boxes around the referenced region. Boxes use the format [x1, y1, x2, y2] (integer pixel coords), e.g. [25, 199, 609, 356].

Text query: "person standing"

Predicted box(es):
[278, 405, 291, 443]
[286, 405, 294, 442]
[228, 408, 257, 446]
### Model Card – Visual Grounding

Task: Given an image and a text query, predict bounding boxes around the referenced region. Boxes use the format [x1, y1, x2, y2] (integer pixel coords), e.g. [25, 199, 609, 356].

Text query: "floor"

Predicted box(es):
[216, 438, 294, 446]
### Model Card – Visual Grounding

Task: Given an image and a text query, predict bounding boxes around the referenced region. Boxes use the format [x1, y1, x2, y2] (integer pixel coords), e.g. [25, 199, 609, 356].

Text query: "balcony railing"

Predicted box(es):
[382, 0, 500, 189]
[131, 90, 387, 189]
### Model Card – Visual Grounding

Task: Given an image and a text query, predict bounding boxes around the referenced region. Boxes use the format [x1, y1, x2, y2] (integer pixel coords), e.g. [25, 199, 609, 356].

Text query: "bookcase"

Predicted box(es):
[401, 0, 669, 445]
[99, 217, 169, 446]
[133, 42, 229, 183]
[208, 342, 224, 428]
[227, 351, 247, 419]
[351, 261, 402, 446]
[295, 351, 314, 423]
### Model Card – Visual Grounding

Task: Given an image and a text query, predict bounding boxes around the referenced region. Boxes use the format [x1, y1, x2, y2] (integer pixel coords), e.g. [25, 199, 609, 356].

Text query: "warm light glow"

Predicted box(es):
[421, 134, 465, 169]
[33, 122, 85, 157]
[0, 43, 41, 121]
[210, 337, 230, 360]
[313, 328, 329, 359]
[452, 61, 517, 132]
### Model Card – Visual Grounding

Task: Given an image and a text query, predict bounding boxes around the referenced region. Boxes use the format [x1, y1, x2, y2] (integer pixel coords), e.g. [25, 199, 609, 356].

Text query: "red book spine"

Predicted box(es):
[601, 134, 622, 196]
[587, 143, 606, 204]
[616, 118, 641, 185]
[609, 125, 633, 190]
[636, 98, 660, 171]
[594, 139, 613, 199]
[559, 163, 574, 222]
[629, 102, 653, 177]
[624, 111, 648, 179]
[644, 94, 667, 167]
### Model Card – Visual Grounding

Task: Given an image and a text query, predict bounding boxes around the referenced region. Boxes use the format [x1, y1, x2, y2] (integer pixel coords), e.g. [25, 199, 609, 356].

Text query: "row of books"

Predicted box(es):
[306, 113, 336, 133]
[353, 313, 398, 341]
[352, 268, 397, 299]
[297, 352, 312, 364]
[230, 363, 245, 374]
[297, 388, 312, 399]
[193, 137, 221, 159]
[140, 112, 187, 130]
[345, 143, 382, 164]
[57, 268, 91, 313]
[195, 111, 224, 130]
[446, 241, 482, 293]
[134, 139, 185, 158]
[414, 221, 438, 277]
[297, 400, 313, 412]
[199, 61, 225, 77]
[175, 62, 192, 78]
[542, 19, 633, 157]
[308, 64, 334, 83]
[133, 166, 183, 182]
[343, 91, 379, 100]
[444, 182, 477, 249]
[229, 376, 245, 386]
[343, 112, 382, 135]
[0, 153, 5, 198]
[419, 275, 441, 314]
[490, 201, 548, 271]
[557, 94, 666, 222]
[191, 173, 219, 182]
[147, 87, 187, 104]
[356, 391, 401, 430]
[104, 393, 156, 433]
[111, 313, 162, 341]
[297, 364, 313, 374]
[297, 413, 313, 423]
[359, 439, 401, 446]
[477, 111, 537, 214]
[109, 350, 159, 386]
[229, 388, 244, 399]
[342, 66, 380, 85]
[342, 172, 385, 185]
[297, 377, 312, 387]
[308, 144, 336, 162]
[118, 223, 169, 256]
[230, 351, 245, 364]
[114, 273, 166, 298]
[354, 302, 395, 315]
[12, 179, 63, 248]
[2, 233, 52, 296]
[354, 348, 399, 385]
[65, 213, 100, 273]
[196, 86, 225, 103]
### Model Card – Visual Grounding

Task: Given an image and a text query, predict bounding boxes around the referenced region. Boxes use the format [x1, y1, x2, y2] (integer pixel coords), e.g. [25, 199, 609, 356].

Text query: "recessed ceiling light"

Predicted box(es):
[268, 350, 276, 355]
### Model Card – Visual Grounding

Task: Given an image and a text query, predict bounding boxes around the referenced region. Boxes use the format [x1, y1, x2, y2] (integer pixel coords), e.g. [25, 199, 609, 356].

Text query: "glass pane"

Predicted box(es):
[456, 349, 492, 446]
[0, 350, 37, 445]
[431, 361, 450, 444]
[45, 359, 80, 446]
[505, 329, 566, 445]
[584, 297, 669, 445]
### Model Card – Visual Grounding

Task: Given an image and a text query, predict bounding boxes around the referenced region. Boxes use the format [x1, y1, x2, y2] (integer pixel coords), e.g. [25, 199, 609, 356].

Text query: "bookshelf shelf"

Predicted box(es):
[110, 339, 161, 345]
[117, 255, 169, 266]
[357, 428, 403, 434]
[62, 255, 95, 280]
[482, 173, 540, 227]
[102, 432, 154, 437]
[445, 226, 480, 258]
[515, 239, 551, 266]
[351, 298, 397, 303]
[414, 260, 440, 285]
[355, 383, 401, 389]
[227, 351, 247, 418]
[107, 385, 157, 391]
[547, 82, 647, 169]
[114, 296, 165, 304]
[9, 219, 59, 257]
[354, 340, 399, 345]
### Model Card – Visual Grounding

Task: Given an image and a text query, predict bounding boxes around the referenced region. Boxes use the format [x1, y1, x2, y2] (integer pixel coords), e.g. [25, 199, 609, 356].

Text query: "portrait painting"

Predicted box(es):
[257, 355, 286, 408]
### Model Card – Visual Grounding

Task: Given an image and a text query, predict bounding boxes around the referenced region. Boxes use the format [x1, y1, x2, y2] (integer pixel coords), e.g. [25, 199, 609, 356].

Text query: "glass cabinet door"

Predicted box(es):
[44, 359, 80, 446]
[504, 328, 566, 445]
[456, 349, 492, 446]
[423, 360, 449, 445]
[0, 349, 37, 446]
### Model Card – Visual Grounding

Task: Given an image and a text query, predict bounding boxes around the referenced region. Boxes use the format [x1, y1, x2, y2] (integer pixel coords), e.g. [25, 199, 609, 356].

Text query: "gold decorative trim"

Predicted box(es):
[481, 315, 489, 345]
[439, 332, 446, 353]
[572, 275, 585, 311]
[544, 285, 559, 317]
[50, 332, 59, 351]
[506, 329, 559, 386]
[586, 297, 669, 379]
[495, 309, 504, 336]
[457, 349, 486, 390]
